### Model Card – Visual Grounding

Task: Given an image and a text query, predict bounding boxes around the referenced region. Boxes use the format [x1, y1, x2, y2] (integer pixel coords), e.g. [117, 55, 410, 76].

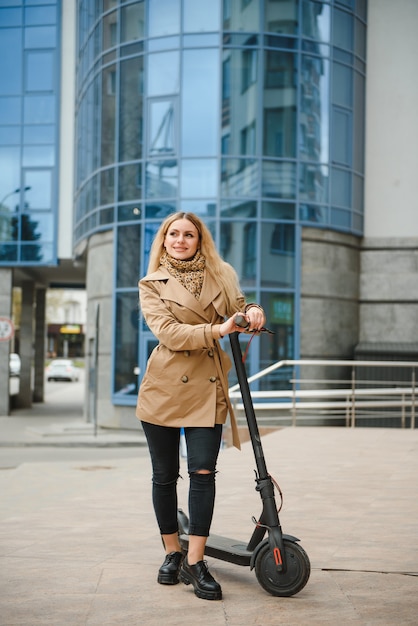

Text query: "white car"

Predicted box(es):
[46, 359, 80, 382]
[9, 353, 21, 377]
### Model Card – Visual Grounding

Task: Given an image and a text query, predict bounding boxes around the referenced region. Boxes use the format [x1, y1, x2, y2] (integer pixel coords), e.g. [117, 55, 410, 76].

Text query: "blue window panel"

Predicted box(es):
[0, 147, 20, 209]
[0, 29, 22, 95]
[147, 51, 180, 96]
[148, 0, 180, 37]
[24, 5, 56, 26]
[182, 49, 219, 157]
[24, 95, 55, 124]
[180, 159, 217, 198]
[23, 145, 55, 166]
[0, 244, 18, 262]
[0, 97, 21, 124]
[26, 51, 55, 92]
[0, 126, 20, 144]
[23, 125, 55, 144]
[20, 212, 54, 240]
[24, 171, 52, 209]
[183, 0, 220, 32]
[21, 242, 54, 263]
[24, 26, 56, 48]
[0, 7, 22, 25]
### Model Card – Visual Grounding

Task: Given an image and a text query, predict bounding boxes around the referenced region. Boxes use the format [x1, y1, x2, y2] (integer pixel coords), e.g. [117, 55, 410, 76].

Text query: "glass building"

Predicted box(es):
[0, 0, 60, 265]
[74, 0, 367, 414]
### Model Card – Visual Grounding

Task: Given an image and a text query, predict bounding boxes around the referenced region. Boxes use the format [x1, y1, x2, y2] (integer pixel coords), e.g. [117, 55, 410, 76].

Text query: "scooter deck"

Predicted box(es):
[179, 532, 252, 567]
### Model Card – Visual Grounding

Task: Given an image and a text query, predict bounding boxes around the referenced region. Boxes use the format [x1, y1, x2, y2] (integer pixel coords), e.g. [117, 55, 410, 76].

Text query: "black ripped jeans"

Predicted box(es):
[141, 421, 223, 537]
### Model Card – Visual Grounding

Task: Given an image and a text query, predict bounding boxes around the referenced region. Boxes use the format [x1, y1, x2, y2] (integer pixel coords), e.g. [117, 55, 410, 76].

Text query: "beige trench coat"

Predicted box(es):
[135, 266, 246, 449]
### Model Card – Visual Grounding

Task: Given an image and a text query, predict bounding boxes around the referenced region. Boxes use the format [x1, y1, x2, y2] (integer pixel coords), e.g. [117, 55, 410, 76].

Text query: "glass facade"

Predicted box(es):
[74, 0, 367, 402]
[0, 0, 60, 265]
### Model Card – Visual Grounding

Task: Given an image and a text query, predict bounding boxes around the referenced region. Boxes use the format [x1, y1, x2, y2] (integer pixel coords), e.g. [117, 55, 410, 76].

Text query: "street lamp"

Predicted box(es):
[0, 186, 31, 208]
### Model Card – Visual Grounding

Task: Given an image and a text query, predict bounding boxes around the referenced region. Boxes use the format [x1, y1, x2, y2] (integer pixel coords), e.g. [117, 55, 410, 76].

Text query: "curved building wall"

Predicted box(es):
[74, 0, 367, 427]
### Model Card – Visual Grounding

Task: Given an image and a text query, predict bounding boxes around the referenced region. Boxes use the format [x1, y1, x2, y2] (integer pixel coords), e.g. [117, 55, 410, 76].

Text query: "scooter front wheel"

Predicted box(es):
[254, 539, 310, 597]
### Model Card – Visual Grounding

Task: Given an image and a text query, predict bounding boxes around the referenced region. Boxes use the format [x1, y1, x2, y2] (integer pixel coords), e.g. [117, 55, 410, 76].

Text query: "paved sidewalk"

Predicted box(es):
[1, 409, 418, 624]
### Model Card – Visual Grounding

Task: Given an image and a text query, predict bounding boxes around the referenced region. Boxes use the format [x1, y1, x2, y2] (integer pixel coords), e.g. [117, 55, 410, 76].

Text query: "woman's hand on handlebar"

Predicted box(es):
[219, 310, 265, 338]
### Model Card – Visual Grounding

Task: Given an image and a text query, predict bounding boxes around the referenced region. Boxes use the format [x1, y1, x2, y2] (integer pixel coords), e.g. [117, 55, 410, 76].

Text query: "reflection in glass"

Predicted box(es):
[21, 242, 53, 263]
[332, 62, 352, 107]
[331, 167, 351, 207]
[149, 0, 180, 37]
[265, 0, 297, 33]
[333, 8, 353, 51]
[145, 202, 176, 218]
[117, 224, 140, 288]
[148, 52, 180, 97]
[21, 212, 54, 240]
[222, 48, 257, 157]
[101, 65, 116, 166]
[0, 147, 20, 209]
[300, 55, 329, 163]
[24, 171, 52, 209]
[119, 57, 144, 162]
[114, 292, 139, 395]
[118, 204, 142, 221]
[262, 161, 296, 199]
[260, 222, 295, 288]
[221, 158, 258, 197]
[262, 202, 295, 219]
[145, 161, 177, 199]
[260, 291, 294, 387]
[26, 51, 54, 91]
[300, 204, 328, 224]
[183, 0, 220, 32]
[181, 159, 217, 198]
[182, 49, 219, 157]
[0, 244, 17, 262]
[101, 167, 115, 205]
[299, 163, 328, 203]
[121, 2, 144, 43]
[103, 10, 118, 51]
[225, 0, 260, 32]
[220, 220, 257, 288]
[332, 108, 351, 166]
[331, 207, 351, 229]
[180, 200, 216, 217]
[118, 163, 142, 201]
[149, 100, 176, 160]
[302, 1, 330, 42]
[220, 199, 256, 217]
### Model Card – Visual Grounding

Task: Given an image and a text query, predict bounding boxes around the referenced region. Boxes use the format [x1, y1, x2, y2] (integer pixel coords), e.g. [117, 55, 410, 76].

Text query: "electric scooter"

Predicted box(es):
[177, 317, 310, 597]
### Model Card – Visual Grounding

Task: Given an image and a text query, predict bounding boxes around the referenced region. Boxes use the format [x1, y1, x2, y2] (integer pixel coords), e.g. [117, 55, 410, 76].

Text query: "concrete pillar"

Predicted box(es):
[15, 281, 34, 409]
[33, 288, 46, 403]
[0, 269, 13, 416]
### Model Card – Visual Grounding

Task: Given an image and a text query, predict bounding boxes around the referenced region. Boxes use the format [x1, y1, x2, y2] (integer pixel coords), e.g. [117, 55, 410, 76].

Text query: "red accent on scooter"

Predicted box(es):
[274, 547, 282, 566]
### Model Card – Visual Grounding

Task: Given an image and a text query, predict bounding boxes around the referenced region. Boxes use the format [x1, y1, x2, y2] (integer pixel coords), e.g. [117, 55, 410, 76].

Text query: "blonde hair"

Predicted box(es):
[147, 212, 242, 314]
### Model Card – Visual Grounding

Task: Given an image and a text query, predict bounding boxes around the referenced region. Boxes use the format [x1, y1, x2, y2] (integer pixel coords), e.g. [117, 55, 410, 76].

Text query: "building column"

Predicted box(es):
[15, 281, 34, 409]
[0, 269, 13, 416]
[33, 287, 46, 403]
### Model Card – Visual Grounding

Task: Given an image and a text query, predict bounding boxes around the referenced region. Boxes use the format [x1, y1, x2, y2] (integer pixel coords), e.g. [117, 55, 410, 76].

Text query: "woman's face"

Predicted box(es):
[164, 218, 200, 261]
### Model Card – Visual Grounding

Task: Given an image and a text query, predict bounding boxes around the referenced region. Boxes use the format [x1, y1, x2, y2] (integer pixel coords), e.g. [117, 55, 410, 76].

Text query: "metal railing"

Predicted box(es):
[229, 359, 417, 429]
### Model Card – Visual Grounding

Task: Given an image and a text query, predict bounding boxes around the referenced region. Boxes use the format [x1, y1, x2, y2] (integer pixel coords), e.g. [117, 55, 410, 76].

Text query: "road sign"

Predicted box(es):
[0, 317, 14, 342]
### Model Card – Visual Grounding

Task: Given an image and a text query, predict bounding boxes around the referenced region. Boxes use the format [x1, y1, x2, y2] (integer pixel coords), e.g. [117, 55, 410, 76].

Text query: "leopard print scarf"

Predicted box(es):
[160, 250, 206, 299]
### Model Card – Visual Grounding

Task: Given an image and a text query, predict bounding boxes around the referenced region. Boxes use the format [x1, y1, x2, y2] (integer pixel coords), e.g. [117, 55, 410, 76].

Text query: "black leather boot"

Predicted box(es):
[157, 551, 184, 585]
[180, 558, 222, 600]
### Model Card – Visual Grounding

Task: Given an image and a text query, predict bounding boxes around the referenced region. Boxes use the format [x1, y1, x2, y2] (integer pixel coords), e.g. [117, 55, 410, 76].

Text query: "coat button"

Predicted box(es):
[208, 350, 214, 357]
[184, 350, 190, 357]
[209, 376, 216, 383]
[181, 375, 188, 383]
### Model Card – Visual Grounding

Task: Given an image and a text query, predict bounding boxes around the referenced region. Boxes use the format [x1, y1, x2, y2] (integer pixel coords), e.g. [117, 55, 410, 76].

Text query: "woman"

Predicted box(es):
[136, 212, 265, 601]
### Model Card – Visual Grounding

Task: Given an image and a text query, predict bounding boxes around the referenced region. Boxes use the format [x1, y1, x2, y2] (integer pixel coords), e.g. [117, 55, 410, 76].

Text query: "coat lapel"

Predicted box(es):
[151, 267, 221, 322]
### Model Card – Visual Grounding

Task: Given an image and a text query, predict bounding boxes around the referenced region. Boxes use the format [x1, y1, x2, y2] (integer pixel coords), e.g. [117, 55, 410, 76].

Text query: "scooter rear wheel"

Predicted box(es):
[254, 539, 310, 597]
